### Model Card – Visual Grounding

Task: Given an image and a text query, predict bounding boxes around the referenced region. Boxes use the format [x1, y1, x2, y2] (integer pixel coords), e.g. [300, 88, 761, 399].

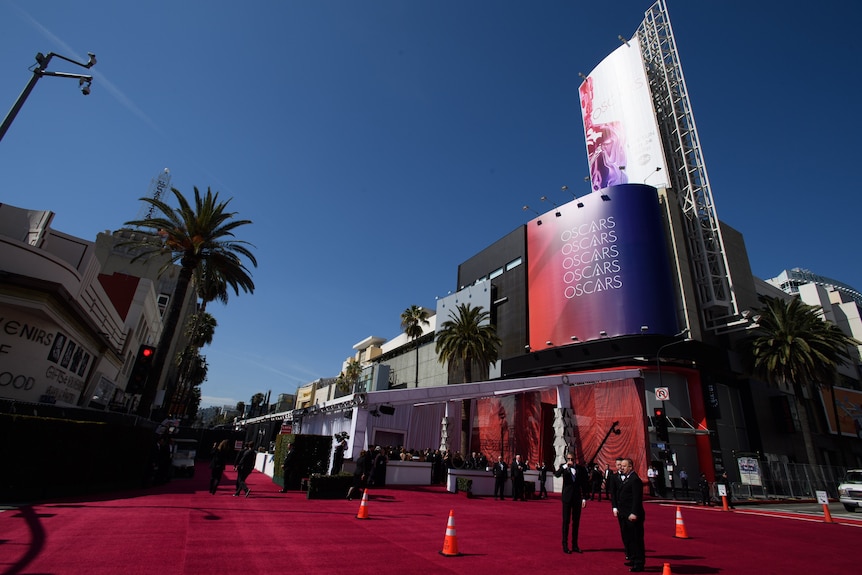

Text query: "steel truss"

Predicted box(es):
[637, 0, 739, 328]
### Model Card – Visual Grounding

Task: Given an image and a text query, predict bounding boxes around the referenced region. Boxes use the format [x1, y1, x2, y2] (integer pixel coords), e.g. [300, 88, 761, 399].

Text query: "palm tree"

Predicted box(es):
[171, 347, 208, 415]
[401, 305, 430, 387]
[748, 296, 859, 465]
[435, 303, 502, 452]
[171, 312, 217, 415]
[195, 259, 230, 313]
[336, 358, 362, 395]
[122, 186, 257, 418]
[185, 311, 217, 348]
[250, 392, 267, 417]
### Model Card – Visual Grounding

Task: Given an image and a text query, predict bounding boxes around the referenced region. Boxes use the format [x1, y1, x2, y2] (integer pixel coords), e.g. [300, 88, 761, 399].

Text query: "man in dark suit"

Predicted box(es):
[553, 451, 590, 554]
[492, 455, 508, 500]
[511, 454, 528, 501]
[233, 442, 255, 497]
[609, 457, 626, 557]
[616, 457, 646, 572]
[536, 461, 549, 499]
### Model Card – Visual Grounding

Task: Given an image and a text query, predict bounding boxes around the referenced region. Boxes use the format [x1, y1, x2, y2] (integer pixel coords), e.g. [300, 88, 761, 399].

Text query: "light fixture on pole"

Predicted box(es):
[644, 166, 662, 184]
[522, 205, 542, 225]
[1, 51, 97, 143]
[540, 195, 561, 217]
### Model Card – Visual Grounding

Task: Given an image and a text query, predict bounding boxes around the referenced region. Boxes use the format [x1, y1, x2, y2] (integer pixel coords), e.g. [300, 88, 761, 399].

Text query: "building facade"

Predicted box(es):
[0, 202, 197, 417]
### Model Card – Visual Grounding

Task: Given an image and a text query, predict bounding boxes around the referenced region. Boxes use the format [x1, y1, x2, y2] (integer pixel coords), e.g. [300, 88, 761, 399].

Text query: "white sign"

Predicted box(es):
[737, 456, 762, 486]
[717, 484, 727, 497]
[816, 490, 829, 505]
[655, 387, 670, 401]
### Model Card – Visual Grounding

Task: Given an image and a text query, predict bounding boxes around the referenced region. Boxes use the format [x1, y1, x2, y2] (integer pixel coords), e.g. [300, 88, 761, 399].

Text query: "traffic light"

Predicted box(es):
[654, 407, 669, 442]
[127, 344, 156, 394]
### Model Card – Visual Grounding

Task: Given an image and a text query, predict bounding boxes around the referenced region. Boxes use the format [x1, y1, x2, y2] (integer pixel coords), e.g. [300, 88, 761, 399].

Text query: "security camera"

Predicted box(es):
[79, 78, 91, 95]
[86, 52, 97, 67]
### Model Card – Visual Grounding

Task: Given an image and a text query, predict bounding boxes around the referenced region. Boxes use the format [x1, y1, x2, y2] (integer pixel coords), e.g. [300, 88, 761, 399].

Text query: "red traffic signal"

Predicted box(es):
[127, 344, 157, 394]
[654, 407, 664, 418]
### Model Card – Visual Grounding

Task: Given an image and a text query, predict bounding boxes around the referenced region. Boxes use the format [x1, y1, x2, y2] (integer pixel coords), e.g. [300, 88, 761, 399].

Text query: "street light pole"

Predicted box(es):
[0, 51, 97, 143]
[655, 328, 691, 393]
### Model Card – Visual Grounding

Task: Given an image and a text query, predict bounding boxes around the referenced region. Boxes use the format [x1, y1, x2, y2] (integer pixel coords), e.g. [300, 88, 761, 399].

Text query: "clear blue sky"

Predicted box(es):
[2, 1, 860, 409]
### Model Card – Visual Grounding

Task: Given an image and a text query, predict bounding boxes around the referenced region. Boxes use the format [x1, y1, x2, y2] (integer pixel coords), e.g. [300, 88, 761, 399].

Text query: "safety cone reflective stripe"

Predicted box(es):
[439, 509, 461, 557]
[673, 506, 689, 539]
[356, 490, 369, 519]
[662, 562, 673, 575]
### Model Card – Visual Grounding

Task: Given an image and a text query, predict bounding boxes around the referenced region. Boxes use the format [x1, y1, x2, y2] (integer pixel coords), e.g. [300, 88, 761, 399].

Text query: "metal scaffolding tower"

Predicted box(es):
[637, 0, 739, 328]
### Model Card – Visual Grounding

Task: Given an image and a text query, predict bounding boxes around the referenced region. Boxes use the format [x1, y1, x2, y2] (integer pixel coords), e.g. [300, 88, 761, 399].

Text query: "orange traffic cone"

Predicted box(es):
[439, 509, 461, 557]
[355, 489, 370, 519]
[662, 562, 673, 575]
[673, 506, 689, 539]
[822, 503, 835, 524]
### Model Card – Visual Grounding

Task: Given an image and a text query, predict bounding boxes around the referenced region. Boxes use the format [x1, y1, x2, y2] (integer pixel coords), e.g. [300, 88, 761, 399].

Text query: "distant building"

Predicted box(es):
[768, 268, 862, 309]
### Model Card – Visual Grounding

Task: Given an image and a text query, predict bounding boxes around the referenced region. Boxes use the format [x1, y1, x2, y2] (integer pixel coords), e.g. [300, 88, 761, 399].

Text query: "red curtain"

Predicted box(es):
[474, 378, 647, 477]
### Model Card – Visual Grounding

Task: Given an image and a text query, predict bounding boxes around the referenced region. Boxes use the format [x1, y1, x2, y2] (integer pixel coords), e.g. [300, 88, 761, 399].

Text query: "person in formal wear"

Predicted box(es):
[208, 439, 230, 494]
[554, 452, 590, 554]
[603, 463, 614, 501]
[279, 442, 296, 493]
[697, 472, 711, 506]
[332, 433, 348, 474]
[616, 458, 646, 572]
[371, 446, 387, 486]
[492, 455, 508, 500]
[590, 463, 604, 500]
[609, 457, 627, 559]
[720, 471, 735, 508]
[536, 461, 549, 499]
[511, 454, 528, 501]
[477, 452, 489, 470]
[347, 449, 370, 501]
[233, 442, 255, 497]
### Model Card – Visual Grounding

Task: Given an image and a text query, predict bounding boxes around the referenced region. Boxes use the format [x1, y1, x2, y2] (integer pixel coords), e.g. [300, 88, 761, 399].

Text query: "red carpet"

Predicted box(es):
[1, 468, 859, 574]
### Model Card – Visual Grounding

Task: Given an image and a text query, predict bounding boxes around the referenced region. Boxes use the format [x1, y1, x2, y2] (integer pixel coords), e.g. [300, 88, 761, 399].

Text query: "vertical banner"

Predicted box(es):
[579, 36, 668, 191]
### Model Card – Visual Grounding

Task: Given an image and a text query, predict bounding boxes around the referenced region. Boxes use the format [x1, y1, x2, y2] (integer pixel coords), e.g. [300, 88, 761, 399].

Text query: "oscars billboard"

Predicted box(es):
[526, 184, 677, 347]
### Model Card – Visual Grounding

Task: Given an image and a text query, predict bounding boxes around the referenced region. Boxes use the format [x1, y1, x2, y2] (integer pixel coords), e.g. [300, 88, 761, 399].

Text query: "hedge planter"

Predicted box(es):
[456, 477, 473, 498]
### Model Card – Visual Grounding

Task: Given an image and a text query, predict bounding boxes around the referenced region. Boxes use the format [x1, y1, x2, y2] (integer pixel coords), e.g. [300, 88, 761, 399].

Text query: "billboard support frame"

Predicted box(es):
[636, 0, 739, 329]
